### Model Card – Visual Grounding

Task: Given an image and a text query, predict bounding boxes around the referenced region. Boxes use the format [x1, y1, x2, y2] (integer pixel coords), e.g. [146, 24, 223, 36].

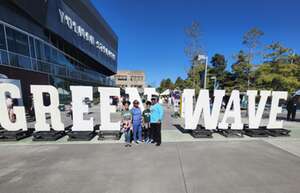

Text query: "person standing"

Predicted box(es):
[121, 101, 132, 147]
[287, 97, 297, 121]
[142, 101, 152, 143]
[131, 100, 143, 144]
[150, 96, 164, 146]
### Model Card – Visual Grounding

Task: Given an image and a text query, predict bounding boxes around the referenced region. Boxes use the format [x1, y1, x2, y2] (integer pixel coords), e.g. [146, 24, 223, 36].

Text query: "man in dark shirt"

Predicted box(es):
[287, 97, 297, 121]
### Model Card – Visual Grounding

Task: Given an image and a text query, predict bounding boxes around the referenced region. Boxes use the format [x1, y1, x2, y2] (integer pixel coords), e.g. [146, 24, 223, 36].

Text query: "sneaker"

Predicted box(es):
[137, 140, 143, 143]
[135, 141, 139, 144]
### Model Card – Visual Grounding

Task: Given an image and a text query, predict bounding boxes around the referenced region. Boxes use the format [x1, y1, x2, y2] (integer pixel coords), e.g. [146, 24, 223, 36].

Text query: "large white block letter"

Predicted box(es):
[70, 86, 94, 131]
[183, 89, 224, 130]
[30, 85, 64, 131]
[0, 83, 27, 131]
[125, 87, 144, 111]
[98, 87, 120, 131]
[247, 90, 271, 129]
[144, 87, 158, 102]
[218, 90, 243, 130]
[267, 91, 287, 128]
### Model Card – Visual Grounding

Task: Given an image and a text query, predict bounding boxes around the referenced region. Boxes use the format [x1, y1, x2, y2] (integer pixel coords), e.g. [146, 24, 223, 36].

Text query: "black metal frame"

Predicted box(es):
[0, 129, 33, 141]
[32, 130, 66, 141]
[67, 131, 97, 141]
[243, 125, 290, 137]
[190, 125, 213, 138]
[98, 130, 121, 140]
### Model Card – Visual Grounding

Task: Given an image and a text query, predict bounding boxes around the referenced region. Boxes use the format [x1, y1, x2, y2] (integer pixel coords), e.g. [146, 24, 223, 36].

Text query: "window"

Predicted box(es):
[29, 37, 36, 58]
[6, 27, 29, 56]
[9, 53, 18, 67]
[117, 76, 127, 81]
[0, 24, 6, 50]
[37, 60, 51, 73]
[8, 53, 31, 69]
[44, 44, 51, 62]
[35, 39, 45, 60]
[0, 50, 8, 64]
[51, 48, 58, 64]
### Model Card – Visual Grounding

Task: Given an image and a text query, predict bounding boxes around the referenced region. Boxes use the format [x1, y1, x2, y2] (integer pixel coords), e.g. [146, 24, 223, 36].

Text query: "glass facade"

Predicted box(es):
[0, 22, 115, 86]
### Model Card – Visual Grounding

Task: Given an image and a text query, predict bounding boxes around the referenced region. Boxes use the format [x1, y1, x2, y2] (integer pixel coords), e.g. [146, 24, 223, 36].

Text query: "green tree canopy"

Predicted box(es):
[232, 50, 252, 91]
[254, 42, 300, 92]
[157, 78, 174, 93]
[174, 77, 186, 90]
[210, 53, 227, 88]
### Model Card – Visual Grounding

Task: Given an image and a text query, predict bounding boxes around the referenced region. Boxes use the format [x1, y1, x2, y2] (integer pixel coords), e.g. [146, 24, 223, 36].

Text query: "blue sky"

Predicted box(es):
[91, 0, 300, 86]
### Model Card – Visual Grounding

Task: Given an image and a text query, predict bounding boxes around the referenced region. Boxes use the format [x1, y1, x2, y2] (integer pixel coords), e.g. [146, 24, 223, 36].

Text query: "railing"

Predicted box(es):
[0, 49, 115, 86]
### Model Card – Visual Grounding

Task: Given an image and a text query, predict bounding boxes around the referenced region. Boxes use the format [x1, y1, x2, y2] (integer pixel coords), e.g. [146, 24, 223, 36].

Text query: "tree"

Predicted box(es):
[184, 21, 206, 92]
[232, 50, 252, 91]
[184, 21, 203, 60]
[242, 28, 264, 63]
[264, 42, 293, 64]
[157, 78, 174, 93]
[174, 77, 185, 90]
[242, 27, 264, 88]
[210, 53, 227, 88]
[254, 42, 300, 92]
[289, 54, 300, 82]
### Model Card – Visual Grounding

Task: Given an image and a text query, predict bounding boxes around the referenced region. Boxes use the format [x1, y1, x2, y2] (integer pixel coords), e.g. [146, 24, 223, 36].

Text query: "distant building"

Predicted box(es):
[114, 70, 145, 91]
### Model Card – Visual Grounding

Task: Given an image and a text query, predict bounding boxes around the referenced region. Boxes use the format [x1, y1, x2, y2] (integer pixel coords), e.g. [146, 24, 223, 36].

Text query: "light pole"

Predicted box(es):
[204, 56, 208, 89]
[195, 55, 208, 89]
[211, 76, 216, 90]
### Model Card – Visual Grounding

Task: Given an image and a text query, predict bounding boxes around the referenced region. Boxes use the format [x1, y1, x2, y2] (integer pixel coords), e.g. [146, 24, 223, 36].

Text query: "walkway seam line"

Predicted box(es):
[176, 144, 189, 193]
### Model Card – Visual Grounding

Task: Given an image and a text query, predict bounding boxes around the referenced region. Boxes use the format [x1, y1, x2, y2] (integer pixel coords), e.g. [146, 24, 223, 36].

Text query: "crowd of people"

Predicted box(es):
[121, 96, 164, 147]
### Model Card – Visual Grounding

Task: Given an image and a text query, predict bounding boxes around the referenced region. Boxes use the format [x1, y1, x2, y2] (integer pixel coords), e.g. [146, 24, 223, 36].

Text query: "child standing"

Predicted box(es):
[131, 100, 143, 144]
[121, 101, 132, 147]
[143, 101, 152, 143]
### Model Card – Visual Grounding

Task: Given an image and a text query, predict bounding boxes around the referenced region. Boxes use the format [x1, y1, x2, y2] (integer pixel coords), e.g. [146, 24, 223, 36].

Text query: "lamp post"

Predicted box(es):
[211, 76, 217, 90]
[204, 56, 208, 89]
[194, 55, 208, 89]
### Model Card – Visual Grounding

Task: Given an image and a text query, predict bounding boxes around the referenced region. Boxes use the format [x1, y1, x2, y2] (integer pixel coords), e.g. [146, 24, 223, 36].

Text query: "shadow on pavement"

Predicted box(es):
[173, 124, 192, 134]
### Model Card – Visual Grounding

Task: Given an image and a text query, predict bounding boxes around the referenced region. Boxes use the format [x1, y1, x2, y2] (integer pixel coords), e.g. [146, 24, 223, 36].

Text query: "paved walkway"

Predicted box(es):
[1, 140, 300, 193]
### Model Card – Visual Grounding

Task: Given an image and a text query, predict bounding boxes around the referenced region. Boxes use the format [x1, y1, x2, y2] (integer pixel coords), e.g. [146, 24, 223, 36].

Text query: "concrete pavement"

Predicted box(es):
[1, 141, 300, 193]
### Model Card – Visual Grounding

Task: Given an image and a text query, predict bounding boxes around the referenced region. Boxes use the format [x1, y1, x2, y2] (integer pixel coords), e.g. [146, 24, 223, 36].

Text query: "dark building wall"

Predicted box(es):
[0, 1, 47, 41]
[0, 0, 118, 75]
[6, 0, 118, 74]
[62, 0, 118, 50]
[0, 65, 50, 107]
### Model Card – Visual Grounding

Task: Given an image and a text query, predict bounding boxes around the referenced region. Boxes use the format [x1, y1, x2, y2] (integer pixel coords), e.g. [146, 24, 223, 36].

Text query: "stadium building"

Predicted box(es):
[0, 0, 118, 107]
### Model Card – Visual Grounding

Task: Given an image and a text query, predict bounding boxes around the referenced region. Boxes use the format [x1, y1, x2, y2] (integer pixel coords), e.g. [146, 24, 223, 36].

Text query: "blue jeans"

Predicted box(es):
[124, 129, 131, 143]
[133, 122, 142, 142]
